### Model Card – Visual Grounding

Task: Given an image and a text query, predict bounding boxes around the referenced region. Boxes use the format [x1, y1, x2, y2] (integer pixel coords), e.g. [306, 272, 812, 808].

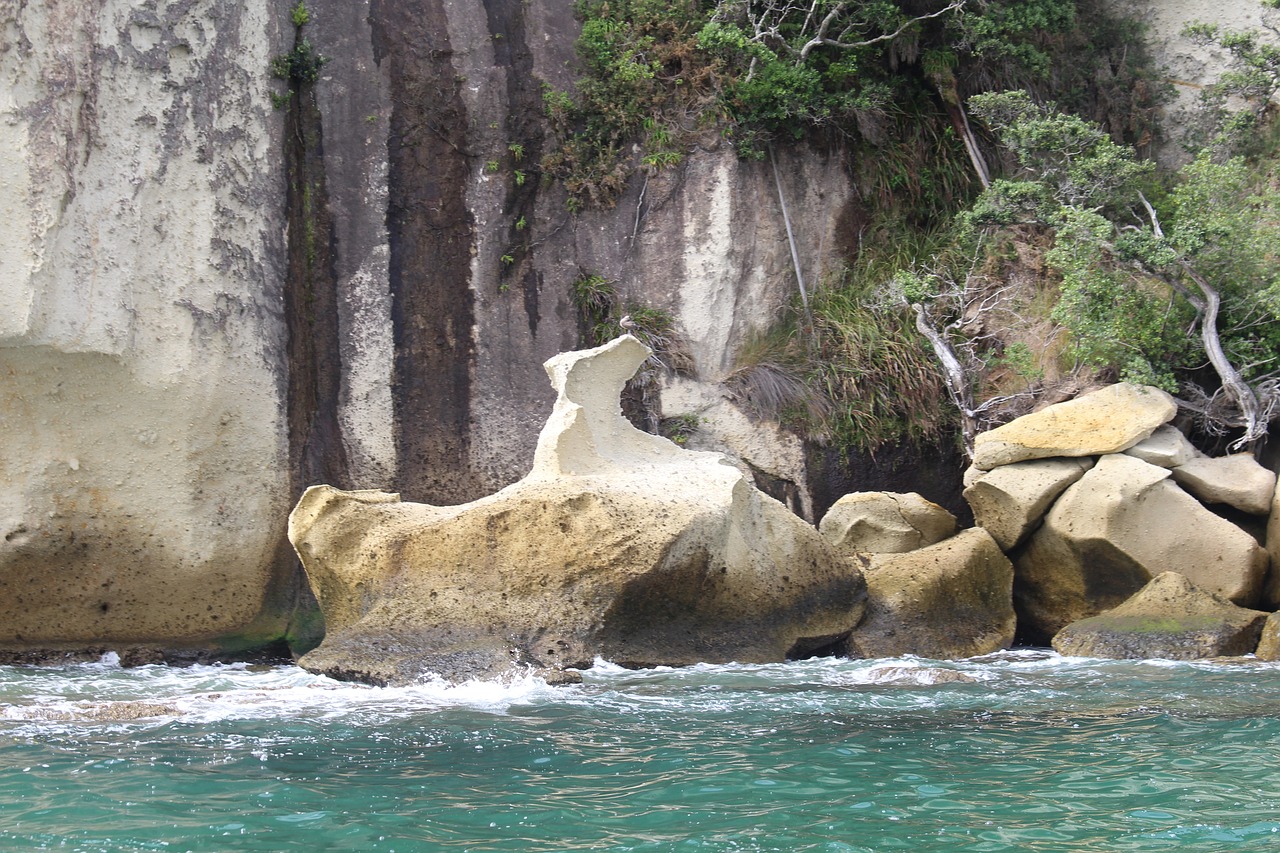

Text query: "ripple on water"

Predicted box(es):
[4, 654, 1280, 851]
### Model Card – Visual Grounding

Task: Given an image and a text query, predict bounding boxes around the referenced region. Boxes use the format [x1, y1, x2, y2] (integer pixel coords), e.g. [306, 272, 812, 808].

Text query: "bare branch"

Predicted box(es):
[796, 1, 966, 63]
[1138, 190, 1164, 239]
[913, 302, 977, 457]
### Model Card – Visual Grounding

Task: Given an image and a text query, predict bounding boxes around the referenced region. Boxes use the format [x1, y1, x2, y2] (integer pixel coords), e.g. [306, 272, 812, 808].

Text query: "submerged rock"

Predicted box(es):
[819, 492, 957, 556]
[289, 336, 865, 685]
[1051, 573, 1268, 660]
[972, 383, 1175, 470]
[842, 528, 1015, 660]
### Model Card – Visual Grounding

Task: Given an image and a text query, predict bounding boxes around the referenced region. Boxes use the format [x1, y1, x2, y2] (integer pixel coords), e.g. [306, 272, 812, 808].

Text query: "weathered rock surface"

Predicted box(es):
[972, 383, 1176, 470]
[963, 457, 1093, 551]
[1254, 611, 1280, 661]
[1014, 454, 1269, 643]
[0, 1, 295, 652]
[1052, 573, 1268, 660]
[1171, 455, 1277, 516]
[819, 492, 957, 556]
[659, 376, 815, 521]
[842, 528, 1015, 660]
[290, 336, 866, 685]
[0, 0, 860, 659]
[1269, 487, 1280, 610]
[1111, 0, 1280, 165]
[1123, 425, 1202, 468]
[3, 0, 1248, 662]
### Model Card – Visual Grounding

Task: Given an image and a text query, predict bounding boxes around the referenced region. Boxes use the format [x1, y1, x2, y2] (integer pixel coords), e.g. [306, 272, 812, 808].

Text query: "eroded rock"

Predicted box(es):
[972, 383, 1176, 470]
[290, 336, 866, 685]
[1051, 573, 1268, 660]
[819, 492, 957, 556]
[0, 2, 293, 654]
[842, 528, 1015, 660]
[963, 457, 1093, 551]
[1123, 424, 1202, 468]
[1171, 454, 1277, 516]
[1014, 454, 1269, 643]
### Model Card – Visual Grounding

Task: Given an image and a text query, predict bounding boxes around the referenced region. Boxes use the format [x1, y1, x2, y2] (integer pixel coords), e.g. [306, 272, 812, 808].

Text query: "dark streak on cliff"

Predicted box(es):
[282, 32, 348, 494]
[276, 16, 350, 654]
[483, 0, 544, 338]
[370, 0, 478, 504]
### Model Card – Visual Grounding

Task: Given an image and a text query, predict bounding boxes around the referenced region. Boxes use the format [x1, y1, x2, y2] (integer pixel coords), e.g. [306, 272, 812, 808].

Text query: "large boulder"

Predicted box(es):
[819, 492, 957, 556]
[842, 528, 1015, 660]
[972, 383, 1176, 470]
[1171, 455, 1277, 516]
[289, 336, 866, 685]
[1014, 453, 1269, 643]
[963, 457, 1093, 551]
[1052, 573, 1268, 660]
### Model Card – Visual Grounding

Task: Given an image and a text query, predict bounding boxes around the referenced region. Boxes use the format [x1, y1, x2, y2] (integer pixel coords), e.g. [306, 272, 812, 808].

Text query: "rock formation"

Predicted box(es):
[0, 1, 296, 655]
[1122, 425, 1202, 468]
[0, 0, 855, 659]
[962, 386, 1274, 647]
[963, 457, 1093, 552]
[1254, 611, 1280, 661]
[1052, 573, 1268, 660]
[819, 492, 958, 556]
[289, 336, 866, 685]
[971, 383, 1176, 470]
[1013, 453, 1268, 641]
[842, 528, 1015, 660]
[1, 0, 1271, 664]
[1170, 455, 1277, 516]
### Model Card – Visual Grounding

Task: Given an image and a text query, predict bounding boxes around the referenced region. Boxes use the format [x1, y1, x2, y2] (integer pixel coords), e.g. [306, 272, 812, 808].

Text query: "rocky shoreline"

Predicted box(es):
[288, 339, 1280, 685]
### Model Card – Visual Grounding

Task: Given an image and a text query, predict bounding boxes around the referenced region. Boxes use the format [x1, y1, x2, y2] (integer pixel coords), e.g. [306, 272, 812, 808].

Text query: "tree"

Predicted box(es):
[960, 91, 1280, 448]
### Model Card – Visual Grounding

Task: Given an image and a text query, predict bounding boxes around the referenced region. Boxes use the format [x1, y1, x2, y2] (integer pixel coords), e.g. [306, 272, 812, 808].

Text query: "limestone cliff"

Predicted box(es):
[0, 0, 852, 655]
[0, 0, 1264, 656]
[0, 1, 293, 652]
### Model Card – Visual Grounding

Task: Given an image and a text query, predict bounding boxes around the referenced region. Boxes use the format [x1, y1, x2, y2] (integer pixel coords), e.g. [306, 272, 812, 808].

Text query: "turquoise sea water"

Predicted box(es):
[3, 653, 1280, 852]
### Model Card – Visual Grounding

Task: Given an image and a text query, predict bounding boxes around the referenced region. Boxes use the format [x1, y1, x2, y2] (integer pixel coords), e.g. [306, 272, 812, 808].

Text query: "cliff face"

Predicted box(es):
[0, 0, 1260, 655]
[0, 0, 852, 653]
[307, 0, 854, 505]
[0, 1, 294, 650]
[1112, 0, 1279, 163]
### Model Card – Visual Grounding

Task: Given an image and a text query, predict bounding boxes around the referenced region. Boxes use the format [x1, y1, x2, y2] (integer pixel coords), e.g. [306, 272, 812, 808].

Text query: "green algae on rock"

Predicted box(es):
[1052, 572, 1268, 660]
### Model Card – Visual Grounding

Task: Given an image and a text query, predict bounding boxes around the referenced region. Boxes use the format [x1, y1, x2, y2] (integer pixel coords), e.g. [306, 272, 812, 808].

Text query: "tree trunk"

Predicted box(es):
[1180, 260, 1264, 449]
[913, 303, 977, 457]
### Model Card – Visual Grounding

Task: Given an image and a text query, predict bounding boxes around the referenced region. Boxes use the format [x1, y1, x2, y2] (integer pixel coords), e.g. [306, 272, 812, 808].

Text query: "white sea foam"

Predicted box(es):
[5, 650, 1278, 737]
[0, 661, 568, 731]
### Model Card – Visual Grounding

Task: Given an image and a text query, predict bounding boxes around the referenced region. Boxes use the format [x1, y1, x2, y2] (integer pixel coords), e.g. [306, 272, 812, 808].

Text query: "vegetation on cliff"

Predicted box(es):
[550, 0, 1280, 456]
[544, 0, 1157, 217]
[946, 91, 1280, 450]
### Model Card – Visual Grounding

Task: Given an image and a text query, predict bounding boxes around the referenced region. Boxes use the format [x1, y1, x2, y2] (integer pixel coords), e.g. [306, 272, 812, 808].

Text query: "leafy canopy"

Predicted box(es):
[962, 90, 1280, 430]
